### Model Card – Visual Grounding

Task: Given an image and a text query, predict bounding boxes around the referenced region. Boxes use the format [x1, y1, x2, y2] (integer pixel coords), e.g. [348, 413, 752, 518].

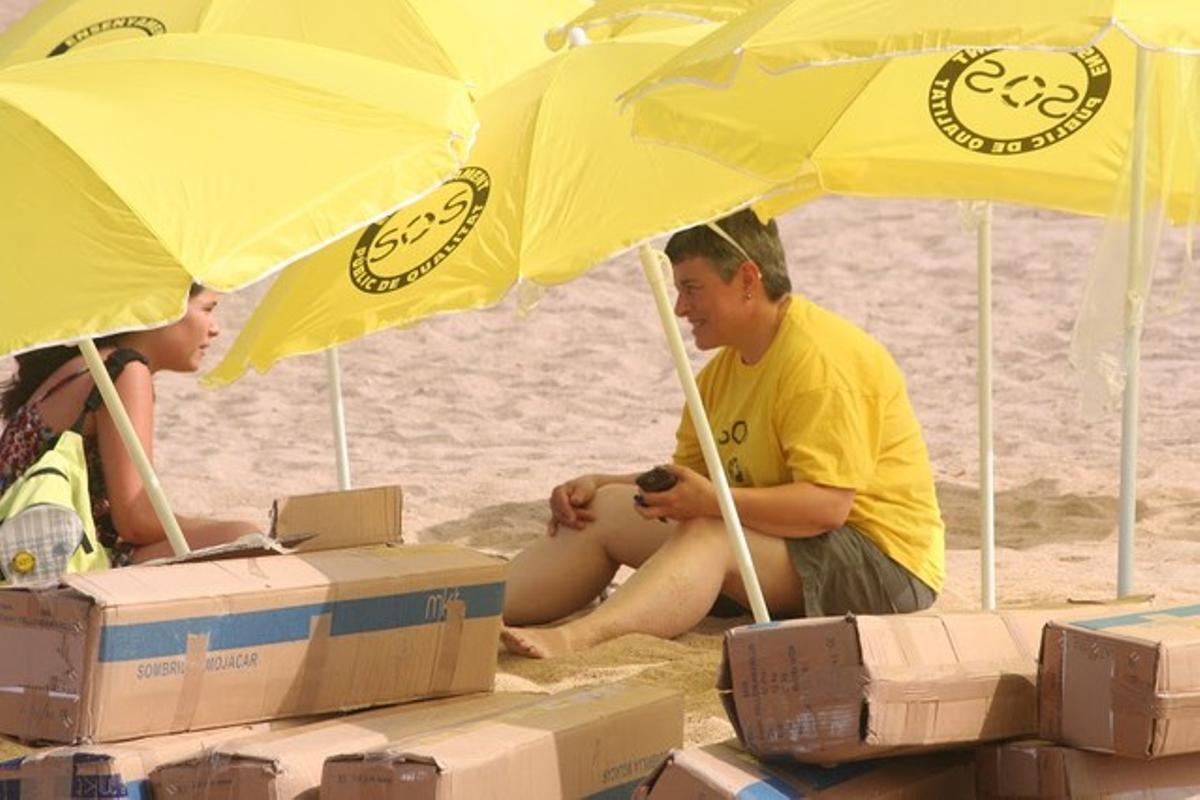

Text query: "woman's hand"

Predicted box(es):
[633, 465, 719, 523]
[547, 475, 598, 535]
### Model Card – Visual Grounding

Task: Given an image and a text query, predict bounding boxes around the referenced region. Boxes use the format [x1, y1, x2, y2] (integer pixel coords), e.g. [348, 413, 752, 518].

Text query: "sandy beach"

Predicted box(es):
[3, 0, 1198, 752]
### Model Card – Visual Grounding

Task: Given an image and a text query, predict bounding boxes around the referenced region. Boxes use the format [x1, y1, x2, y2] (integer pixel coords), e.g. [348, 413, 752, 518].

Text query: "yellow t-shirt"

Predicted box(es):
[673, 295, 945, 593]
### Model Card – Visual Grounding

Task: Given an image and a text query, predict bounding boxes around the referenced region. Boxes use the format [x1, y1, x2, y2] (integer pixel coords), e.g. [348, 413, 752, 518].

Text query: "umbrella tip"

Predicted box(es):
[566, 27, 590, 48]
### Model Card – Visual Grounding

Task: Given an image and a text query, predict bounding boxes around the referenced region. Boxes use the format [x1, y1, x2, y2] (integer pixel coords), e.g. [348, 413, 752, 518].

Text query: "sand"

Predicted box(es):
[3, 0, 1198, 754]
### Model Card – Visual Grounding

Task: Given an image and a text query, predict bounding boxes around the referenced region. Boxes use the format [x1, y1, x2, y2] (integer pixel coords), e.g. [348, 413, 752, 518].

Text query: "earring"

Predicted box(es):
[743, 292, 752, 301]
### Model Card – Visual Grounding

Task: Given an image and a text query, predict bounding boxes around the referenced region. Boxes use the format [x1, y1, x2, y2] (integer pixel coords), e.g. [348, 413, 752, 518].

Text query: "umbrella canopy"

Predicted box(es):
[0, 32, 476, 356]
[626, 5, 1200, 221]
[626, 0, 1200, 86]
[0, 0, 210, 66]
[0, 0, 584, 93]
[208, 26, 785, 385]
[544, 0, 758, 50]
[198, 0, 585, 94]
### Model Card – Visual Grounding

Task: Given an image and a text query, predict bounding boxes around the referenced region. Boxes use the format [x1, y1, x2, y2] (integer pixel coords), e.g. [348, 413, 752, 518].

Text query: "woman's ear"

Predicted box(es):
[739, 260, 760, 295]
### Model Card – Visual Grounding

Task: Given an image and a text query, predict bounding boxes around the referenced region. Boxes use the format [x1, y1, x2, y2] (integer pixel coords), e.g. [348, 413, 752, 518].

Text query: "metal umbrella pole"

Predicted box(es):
[638, 243, 771, 623]
[326, 348, 353, 490]
[974, 202, 996, 610]
[1117, 47, 1152, 598]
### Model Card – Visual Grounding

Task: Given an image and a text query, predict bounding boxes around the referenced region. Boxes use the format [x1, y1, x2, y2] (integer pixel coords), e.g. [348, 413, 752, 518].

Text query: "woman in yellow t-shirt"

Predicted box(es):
[502, 210, 945, 659]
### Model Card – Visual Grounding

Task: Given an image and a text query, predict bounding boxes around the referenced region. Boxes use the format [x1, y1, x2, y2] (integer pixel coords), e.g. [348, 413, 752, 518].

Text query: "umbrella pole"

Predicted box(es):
[976, 202, 996, 610]
[1117, 47, 1152, 597]
[638, 243, 770, 624]
[325, 348, 352, 490]
[78, 339, 191, 557]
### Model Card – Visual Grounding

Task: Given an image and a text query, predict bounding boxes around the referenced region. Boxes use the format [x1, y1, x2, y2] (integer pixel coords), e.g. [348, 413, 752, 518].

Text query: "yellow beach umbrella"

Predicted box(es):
[0, 32, 476, 554]
[0, 0, 583, 493]
[628, 11, 1199, 220]
[210, 26, 782, 383]
[626, 0, 1200, 602]
[210, 27, 787, 622]
[201, 0, 586, 487]
[0, 0, 585, 93]
[0, 33, 475, 355]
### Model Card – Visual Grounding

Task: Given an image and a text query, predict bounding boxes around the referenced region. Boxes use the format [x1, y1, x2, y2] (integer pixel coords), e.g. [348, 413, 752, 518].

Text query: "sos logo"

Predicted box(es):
[348, 167, 490, 295]
[928, 47, 1111, 155]
[48, 17, 167, 57]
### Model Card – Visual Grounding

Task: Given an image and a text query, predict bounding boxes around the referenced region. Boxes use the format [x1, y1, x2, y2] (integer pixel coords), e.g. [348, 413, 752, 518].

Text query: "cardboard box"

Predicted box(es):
[1039, 604, 1200, 758]
[153, 684, 682, 799]
[636, 740, 976, 799]
[977, 740, 1200, 798]
[0, 719, 313, 800]
[272, 484, 403, 552]
[718, 605, 1149, 764]
[0, 544, 504, 744]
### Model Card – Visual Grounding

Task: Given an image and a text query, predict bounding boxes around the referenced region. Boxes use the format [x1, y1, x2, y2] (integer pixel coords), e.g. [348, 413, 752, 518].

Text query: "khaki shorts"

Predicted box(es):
[786, 524, 936, 617]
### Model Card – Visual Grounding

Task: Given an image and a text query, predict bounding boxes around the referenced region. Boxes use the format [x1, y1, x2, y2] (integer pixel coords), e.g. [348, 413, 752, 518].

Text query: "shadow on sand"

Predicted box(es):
[416, 500, 545, 554]
[414, 480, 1149, 557]
[936, 478, 1148, 551]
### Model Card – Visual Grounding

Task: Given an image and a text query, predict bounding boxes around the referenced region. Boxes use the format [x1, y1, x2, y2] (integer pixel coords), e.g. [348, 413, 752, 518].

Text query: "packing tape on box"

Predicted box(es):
[171, 633, 211, 731]
[1109, 682, 1200, 717]
[890, 617, 929, 666]
[297, 613, 334, 701]
[867, 660, 1035, 703]
[999, 613, 1038, 664]
[431, 599, 465, 694]
[20, 686, 52, 736]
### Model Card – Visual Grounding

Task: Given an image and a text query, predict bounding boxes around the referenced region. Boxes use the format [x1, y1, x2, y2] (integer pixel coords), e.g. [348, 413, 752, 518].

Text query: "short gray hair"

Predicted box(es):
[664, 209, 791, 300]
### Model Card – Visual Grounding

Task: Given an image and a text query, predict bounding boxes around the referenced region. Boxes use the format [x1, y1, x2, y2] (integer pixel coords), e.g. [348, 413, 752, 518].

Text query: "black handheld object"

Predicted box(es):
[634, 467, 677, 507]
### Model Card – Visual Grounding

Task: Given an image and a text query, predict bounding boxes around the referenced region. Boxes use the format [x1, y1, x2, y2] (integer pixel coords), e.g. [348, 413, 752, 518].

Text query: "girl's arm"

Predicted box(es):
[96, 365, 262, 550]
[95, 361, 165, 545]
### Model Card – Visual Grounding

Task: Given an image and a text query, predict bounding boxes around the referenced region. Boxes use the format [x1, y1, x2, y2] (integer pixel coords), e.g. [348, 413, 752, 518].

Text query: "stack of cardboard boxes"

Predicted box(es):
[4, 485, 1196, 798]
[636, 604, 1200, 799]
[0, 485, 685, 799]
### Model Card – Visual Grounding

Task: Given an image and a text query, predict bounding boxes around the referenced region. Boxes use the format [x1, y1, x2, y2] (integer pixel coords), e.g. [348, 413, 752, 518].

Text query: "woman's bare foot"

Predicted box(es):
[500, 626, 578, 659]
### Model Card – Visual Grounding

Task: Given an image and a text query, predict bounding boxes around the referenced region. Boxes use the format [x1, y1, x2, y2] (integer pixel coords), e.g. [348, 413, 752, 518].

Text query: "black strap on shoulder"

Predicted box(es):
[69, 348, 150, 434]
[37, 365, 91, 405]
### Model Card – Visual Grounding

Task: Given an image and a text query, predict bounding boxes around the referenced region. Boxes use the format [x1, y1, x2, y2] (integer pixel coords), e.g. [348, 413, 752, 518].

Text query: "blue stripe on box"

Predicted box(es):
[0, 756, 150, 799]
[0, 756, 22, 800]
[733, 759, 880, 798]
[98, 582, 505, 662]
[0, 777, 145, 796]
[329, 584, 505, 635]
[1073, 603, 1200, 631]
[738, 778, 798, 799]
[1162, 604, 1200, 619]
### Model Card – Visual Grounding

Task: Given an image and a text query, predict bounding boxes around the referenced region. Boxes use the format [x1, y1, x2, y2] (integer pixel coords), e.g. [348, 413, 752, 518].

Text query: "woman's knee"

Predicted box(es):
[588, 484, 675, 566]
[674, 518, 735, 560]
[590, 483, 639, 515]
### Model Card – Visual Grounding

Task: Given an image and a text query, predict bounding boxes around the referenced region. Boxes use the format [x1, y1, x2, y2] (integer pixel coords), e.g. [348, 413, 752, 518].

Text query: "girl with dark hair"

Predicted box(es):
[0, 286, 258, 565]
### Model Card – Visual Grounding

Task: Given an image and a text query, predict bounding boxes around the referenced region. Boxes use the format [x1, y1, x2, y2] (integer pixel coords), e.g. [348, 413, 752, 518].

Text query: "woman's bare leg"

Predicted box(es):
[502, 516, 806, 658]
[503, 484, 675, 626]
